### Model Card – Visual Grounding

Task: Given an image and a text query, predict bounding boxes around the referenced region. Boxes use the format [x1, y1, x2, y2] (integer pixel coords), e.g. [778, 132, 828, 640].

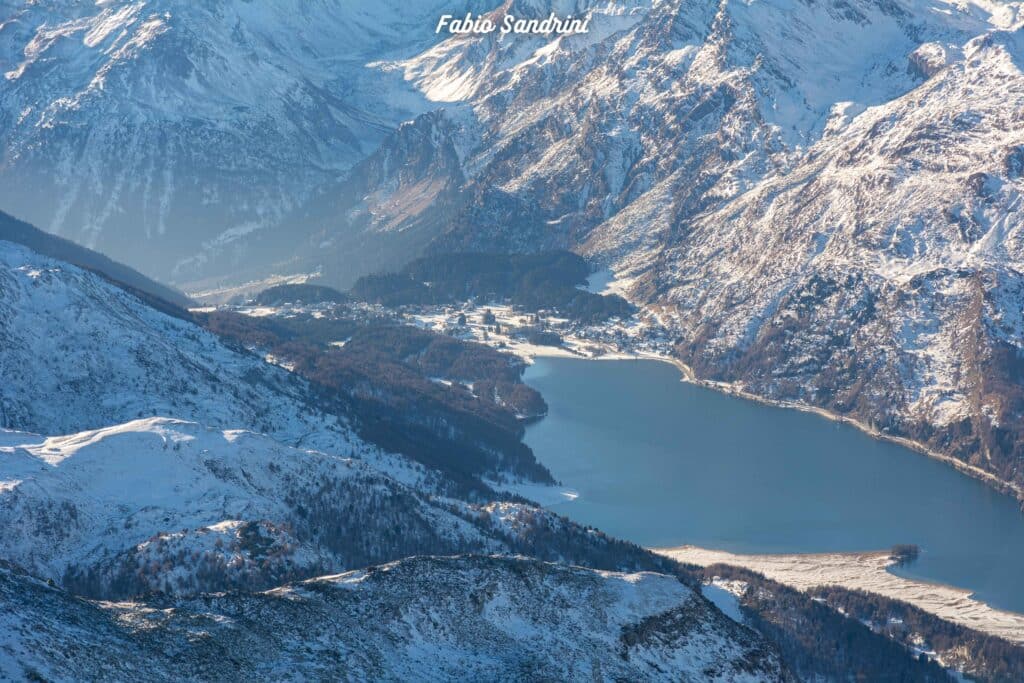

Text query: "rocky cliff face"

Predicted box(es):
[292, 110, 470, 288]
[654, 27, 1024, 493]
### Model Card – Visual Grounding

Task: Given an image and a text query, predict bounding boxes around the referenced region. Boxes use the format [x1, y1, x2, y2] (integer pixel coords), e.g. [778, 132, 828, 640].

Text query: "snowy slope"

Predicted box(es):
[0, 556, 789, 682]
[0, 237, 389, 471]
[0, 417, 497, 598]
[631, 23, 1024, 486]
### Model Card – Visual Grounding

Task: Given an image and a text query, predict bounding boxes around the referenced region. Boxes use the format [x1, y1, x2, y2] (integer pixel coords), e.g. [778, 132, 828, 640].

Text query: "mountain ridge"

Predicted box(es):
[0, 555, 791, 682]
[0, 210, 191, 307]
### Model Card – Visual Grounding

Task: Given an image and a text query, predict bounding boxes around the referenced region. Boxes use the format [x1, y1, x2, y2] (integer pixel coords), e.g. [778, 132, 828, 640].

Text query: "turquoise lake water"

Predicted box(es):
[523, 356, 1024, 615]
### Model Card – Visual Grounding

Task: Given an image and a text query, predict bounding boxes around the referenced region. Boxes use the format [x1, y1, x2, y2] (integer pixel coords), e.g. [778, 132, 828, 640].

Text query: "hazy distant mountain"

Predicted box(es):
[0, 210, 191, 307]
[0, 0, 495, 285]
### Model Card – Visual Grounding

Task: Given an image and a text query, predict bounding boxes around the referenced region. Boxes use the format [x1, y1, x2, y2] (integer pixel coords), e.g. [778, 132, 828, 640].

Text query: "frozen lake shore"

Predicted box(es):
[654, 545, 1024, 644]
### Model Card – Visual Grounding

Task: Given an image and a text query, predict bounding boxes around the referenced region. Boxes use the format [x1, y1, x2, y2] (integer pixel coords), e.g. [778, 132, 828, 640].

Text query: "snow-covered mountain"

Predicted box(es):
[0, 237, 491, 594]
[0, 236, 371, 461]
[0, 556, 789, 681]
[0, 0, 501, 284]
[634, 20, 1024, 494]
[0, 417, 498, 598]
